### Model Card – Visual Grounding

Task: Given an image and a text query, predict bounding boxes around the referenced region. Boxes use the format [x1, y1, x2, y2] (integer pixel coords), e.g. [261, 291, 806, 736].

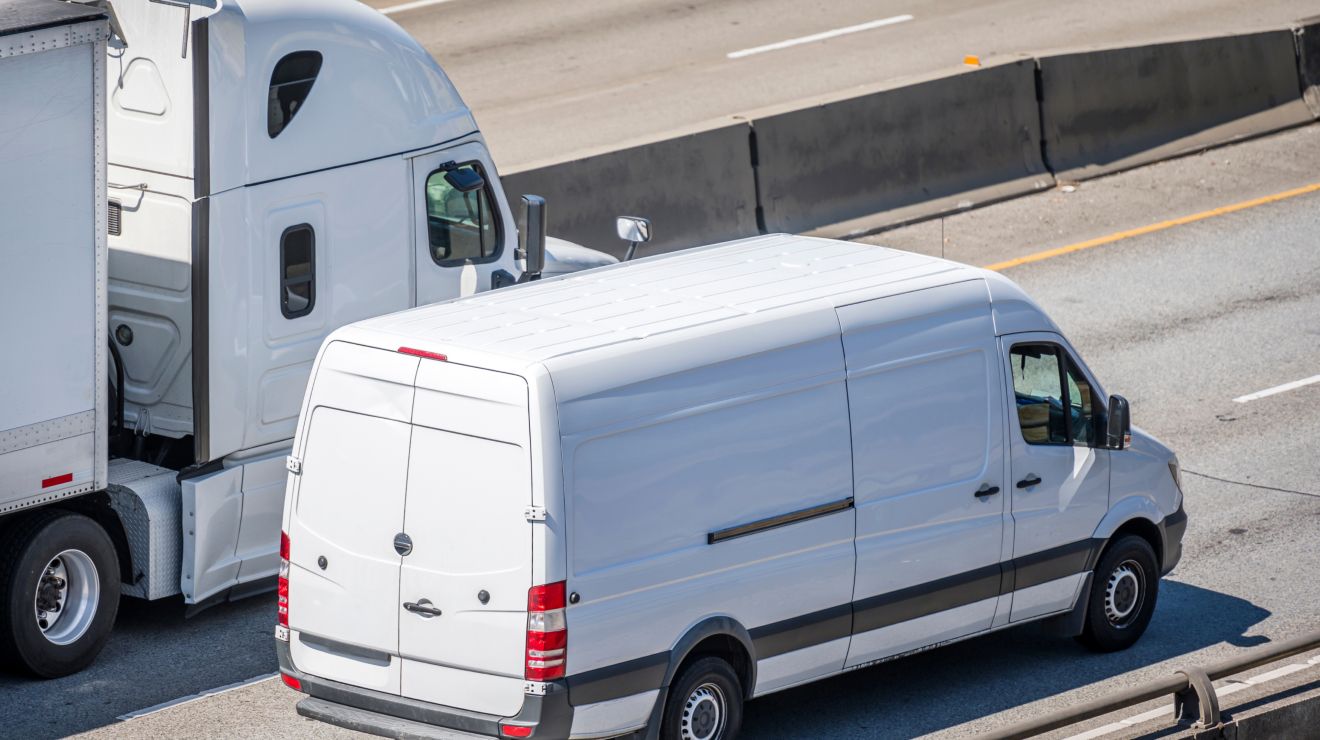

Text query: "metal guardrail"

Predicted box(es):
[980, 630, 1320, 740]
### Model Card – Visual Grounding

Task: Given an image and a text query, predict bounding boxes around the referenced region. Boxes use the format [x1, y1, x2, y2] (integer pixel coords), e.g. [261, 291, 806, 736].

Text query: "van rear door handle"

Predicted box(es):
[403, 600, 442, 617]
[974, 484, 1000, 498]
[1017, 475, 1042, 488]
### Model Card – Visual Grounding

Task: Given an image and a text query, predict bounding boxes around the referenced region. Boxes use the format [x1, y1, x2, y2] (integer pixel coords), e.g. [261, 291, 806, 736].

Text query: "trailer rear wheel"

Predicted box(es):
[0, 511, 120, 678]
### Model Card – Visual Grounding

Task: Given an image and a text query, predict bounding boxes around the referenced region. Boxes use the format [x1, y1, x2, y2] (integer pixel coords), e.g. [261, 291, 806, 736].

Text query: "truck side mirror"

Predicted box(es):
[1106, 394, 1131, 449]
[617, 216, 652, 261]
[517, 194, 546, 281]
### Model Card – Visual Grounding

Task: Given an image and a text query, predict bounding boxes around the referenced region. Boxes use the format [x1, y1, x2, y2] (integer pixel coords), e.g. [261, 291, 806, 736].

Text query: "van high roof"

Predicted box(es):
[336, 234, 1052, 370]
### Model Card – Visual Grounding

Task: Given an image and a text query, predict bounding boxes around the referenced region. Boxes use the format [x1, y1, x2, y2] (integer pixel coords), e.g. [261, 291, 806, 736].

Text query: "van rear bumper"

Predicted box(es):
[277, 640, 573, 739]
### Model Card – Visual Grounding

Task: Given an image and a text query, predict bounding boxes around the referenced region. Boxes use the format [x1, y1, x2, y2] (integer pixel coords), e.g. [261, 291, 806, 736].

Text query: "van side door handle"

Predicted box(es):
[974, 484, 1000, 498]
[1017, 474, 1042, 489]
[403, 600, 442, 618]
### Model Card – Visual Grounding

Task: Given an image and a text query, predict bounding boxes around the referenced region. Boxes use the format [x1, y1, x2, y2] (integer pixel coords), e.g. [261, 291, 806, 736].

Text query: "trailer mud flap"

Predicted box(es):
[181, 465, 243, 603]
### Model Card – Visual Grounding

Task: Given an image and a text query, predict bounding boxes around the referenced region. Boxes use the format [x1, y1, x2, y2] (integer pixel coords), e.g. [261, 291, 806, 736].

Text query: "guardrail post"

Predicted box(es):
[1173, 667, 1221, 728]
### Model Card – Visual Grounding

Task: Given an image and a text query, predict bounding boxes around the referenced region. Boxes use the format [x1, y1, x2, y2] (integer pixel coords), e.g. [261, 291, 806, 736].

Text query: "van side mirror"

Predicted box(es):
[1106, 394, 1131, 449]
[517, 194, 546, 281]
[617, 216, 652, 261]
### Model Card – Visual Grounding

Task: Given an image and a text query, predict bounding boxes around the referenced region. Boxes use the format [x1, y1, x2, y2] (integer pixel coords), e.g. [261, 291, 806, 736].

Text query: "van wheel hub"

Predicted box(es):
[1104, 560, 1143, 627]
[33, 549, 100, 646]
[681, 683, 725, 740]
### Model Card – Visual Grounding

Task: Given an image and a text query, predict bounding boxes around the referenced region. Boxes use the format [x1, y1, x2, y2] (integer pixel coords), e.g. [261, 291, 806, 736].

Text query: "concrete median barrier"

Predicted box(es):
[500, 123, 760, 259]
[752, 59, 1051, 238]
[1295, 17, 1320, 118]
[1039, 31, 1313, 181]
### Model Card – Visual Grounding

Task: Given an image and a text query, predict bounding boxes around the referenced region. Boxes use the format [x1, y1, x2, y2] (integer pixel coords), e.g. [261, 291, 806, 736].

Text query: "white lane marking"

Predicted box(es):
[1233, 373, 1320, 403]
[727, 15, 914, 59]
[378, 0, 463, 16]
[116, 673, 278, 721]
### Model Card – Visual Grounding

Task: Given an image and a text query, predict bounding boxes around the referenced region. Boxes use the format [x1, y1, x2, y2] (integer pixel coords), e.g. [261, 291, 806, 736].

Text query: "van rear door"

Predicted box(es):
[285, 342, 419, 695]
[397, 360, 533, 717]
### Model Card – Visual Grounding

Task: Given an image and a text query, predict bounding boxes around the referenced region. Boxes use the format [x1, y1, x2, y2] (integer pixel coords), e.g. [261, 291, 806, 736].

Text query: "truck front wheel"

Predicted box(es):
[0, 511, 120, 678]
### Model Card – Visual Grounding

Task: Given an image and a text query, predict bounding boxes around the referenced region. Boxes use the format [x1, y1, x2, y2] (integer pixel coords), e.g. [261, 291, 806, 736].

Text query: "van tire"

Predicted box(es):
[0, 510, 120, 678]
[1077, 535, 1158, 653]
[660, 656, 743, 740]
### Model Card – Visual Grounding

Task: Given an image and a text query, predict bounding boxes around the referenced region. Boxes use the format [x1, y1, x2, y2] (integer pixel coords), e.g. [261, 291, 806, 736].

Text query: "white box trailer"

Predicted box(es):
[0, 0, 116, 678]
[0, 0, 109, 513]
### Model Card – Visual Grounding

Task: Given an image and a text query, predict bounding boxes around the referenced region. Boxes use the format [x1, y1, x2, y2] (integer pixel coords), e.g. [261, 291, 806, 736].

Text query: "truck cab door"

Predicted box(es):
[411, 143, 518, 307]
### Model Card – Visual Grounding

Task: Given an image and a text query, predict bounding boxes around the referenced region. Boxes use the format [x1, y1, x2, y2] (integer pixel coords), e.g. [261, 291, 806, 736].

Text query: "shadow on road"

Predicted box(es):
[742, 581, 1271, 739]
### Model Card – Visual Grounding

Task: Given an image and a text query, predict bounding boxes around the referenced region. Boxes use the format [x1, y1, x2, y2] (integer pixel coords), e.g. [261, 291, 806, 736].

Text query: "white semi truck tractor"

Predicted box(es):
[0, 0, 613, 677]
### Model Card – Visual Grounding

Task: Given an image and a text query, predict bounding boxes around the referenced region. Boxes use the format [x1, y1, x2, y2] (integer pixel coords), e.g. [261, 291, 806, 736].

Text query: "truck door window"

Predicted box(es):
[280, 224, 315, 319]
[1010, 344, 1069, 445]
[425, 163, 500, 265]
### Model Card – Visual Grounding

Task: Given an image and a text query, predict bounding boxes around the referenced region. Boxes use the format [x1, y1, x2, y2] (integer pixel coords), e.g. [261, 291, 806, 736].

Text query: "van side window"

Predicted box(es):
[280, 224, 315, 319]
[425, 163, 500, 265]
[1010, 343, 1098, 447]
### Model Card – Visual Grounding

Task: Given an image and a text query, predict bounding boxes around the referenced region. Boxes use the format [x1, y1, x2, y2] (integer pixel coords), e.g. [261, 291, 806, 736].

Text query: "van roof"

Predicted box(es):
[337, 234, 1046, 369]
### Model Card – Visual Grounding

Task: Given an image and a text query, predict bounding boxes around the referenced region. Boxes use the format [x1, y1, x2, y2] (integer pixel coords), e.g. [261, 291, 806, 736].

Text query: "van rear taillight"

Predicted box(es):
[525, 582, 566, 681]
[500, 724, 534, 738]
[276, 531, 291, 639]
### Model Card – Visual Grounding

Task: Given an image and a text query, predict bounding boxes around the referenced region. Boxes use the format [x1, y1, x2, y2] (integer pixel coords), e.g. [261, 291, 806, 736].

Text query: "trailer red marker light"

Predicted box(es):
[280, 673, 302, 691]
[398, 347, 447, 361]
[41, 473, 73, 488]
[499, 724, 533, 738]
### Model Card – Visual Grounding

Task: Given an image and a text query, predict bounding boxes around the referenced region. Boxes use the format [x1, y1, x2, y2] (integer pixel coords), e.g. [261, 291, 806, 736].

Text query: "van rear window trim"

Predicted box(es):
[708, 497, 854, 545]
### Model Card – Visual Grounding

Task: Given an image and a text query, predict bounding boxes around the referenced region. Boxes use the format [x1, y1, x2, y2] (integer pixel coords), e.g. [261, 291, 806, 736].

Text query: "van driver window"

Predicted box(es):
[1011, 344, 1099, 447]
[425, 163, 499, 265]
[1010, 344, 1068, 445]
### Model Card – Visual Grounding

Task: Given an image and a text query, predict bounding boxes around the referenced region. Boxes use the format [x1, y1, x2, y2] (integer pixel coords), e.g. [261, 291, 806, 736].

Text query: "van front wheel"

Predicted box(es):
[660, 656, 743, 740]
[1078, 534, 1159, 653]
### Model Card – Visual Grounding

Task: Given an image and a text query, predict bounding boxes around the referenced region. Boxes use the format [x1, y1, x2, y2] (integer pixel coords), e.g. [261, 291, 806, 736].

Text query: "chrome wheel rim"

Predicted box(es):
[34, 549, 100, 646]
[1104, 559, 1144, 628]
[681, 682, 726, 740]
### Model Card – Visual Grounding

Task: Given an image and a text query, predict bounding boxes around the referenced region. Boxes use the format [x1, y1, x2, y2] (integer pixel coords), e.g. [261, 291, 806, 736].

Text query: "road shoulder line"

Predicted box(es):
[983, 182, 1320, 271]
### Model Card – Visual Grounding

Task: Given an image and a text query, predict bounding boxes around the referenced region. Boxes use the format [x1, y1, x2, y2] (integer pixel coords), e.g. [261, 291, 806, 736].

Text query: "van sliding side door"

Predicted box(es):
[837, 281, 1009, 668]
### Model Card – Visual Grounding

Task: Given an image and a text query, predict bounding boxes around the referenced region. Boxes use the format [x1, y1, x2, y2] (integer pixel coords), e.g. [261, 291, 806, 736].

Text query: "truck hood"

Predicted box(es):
[543, 237, 618, 277]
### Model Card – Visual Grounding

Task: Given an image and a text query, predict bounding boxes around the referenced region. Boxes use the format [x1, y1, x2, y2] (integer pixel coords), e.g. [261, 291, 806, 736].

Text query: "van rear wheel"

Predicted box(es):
[0, 511, 120, 678]
[1077, 534, 1159, 653]
[660, 656, 743, 740]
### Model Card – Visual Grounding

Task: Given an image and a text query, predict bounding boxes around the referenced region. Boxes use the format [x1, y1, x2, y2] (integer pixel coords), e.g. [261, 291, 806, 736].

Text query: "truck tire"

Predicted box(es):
[0, 510, 120, 678]
[660, 656, 744, 740]
[1077, 534, 1159, 653]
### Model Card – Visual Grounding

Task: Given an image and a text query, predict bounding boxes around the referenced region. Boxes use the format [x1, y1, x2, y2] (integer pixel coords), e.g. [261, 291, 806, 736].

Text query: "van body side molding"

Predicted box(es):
[708, 497, 855, 544]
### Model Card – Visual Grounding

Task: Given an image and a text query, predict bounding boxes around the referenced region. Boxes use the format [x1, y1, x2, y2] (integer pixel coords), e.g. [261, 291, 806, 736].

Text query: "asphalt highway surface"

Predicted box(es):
[359, 0, 1318, 168]
[7, 119, 1315, 739]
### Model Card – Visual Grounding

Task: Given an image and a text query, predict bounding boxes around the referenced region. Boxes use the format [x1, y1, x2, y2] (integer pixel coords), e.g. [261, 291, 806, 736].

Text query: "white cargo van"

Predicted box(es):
[277, 235, 1187, 740]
